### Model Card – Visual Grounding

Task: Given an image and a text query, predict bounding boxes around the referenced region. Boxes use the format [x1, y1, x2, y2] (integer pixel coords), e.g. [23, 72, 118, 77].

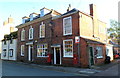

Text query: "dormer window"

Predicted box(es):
[40, 8, 51, 17]
[29, 26, 33, 40]
[29, 13, 38, 21]
[22, 16, 29, 24]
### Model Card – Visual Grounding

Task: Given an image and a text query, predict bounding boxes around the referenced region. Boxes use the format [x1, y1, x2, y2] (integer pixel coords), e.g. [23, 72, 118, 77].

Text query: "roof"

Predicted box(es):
[62, 8, 79, 16]
[84, 38, 105, 45]
[109, 41, 120, 48]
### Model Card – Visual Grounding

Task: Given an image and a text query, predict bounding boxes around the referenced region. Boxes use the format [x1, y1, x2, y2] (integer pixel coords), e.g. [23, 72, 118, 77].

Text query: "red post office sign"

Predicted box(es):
[75, 36, 80, 43]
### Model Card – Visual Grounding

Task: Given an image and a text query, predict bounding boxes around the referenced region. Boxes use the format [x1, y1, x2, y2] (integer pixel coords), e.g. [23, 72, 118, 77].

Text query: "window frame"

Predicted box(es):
[3, 49, 7, 57]
[4, 41, 6, 45]
[96, 46, 103, 58]
[9, 49, 13, 57]
[21, 28, 25, 41]
[37, 44, 48, 57]
[63, 16, 72, 36]
[63, 39, 73, 57]
[21, 45, 25, 56]
[39, 22, 45, 38]
[29, 26, 33, 40]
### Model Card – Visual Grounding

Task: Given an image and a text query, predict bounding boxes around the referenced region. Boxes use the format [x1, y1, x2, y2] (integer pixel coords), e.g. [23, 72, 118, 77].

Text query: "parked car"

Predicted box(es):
[114, 53, 120, 59]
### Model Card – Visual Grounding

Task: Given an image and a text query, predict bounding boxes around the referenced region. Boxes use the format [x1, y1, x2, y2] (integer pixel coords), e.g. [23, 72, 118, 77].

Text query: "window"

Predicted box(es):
[99, 25, 106, 34]
[21, 45, 25, 56]
[96, 46, 103, 58]
[9, 49, 13, 57]
[4, 41, 6, 45]
[40, 22, 45, 38]
[37, 44, 48, 57]
[63, 39, 73, 57]
[3, 49, 6, 57]
[10, 39, 13, 44]
[63, 16, 72, 35]
[29, 26, 33, 40]
[21, 28, 25, 41]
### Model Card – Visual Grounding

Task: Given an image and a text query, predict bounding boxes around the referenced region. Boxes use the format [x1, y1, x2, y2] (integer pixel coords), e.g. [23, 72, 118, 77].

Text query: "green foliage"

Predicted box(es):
[108, 19, 120, 43]
[3, 31, 17, 41]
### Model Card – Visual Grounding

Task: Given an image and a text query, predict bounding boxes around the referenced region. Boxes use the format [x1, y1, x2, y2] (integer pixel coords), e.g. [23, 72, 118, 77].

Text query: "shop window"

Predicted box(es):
[63, 39, 73, 57]
[37, 44, 47, 57]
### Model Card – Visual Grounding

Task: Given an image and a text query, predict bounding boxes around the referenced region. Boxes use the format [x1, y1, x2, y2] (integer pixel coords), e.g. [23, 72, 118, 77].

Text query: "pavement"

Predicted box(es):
[2, 59, 120, 76]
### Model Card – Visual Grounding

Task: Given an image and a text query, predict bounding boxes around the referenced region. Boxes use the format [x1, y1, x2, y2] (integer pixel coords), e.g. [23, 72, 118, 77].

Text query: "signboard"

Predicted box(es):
[75, 36, 80, 43]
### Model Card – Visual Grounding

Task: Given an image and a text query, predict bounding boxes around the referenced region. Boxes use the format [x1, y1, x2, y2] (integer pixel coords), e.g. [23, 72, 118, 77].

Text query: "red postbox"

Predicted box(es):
[47, 53, 51, 63]
[73, 54, 78, 65]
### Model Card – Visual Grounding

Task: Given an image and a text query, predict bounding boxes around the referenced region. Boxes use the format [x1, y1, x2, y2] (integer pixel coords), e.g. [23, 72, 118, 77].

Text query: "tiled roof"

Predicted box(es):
[62, 8, 79, 16]
[84, 38, 105, 45]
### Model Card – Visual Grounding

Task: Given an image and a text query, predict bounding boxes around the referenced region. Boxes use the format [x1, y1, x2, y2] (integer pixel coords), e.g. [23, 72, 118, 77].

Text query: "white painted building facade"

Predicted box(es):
[1, 39, 17, 60]
[106, 44, 114, 61]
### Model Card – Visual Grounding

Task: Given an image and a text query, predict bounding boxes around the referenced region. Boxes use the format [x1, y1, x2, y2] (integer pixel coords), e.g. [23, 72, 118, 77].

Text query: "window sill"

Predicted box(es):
[29, 38, 33, 40]
[37, 56, 48, 58]
[21, 40, 25, 42]
[63, 56, 73, 58]
[63, 34, 72, 36]
[97, 56, 103, 59]
[39, 37, 45, 39]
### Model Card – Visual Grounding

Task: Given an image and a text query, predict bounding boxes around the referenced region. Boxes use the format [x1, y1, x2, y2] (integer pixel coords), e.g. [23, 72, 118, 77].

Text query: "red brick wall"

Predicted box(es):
[52, 12, 80, 67]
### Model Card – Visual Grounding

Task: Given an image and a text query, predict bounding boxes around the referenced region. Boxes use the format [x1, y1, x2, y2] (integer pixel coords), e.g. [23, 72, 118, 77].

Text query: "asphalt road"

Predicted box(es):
[2, 60, 81, 76]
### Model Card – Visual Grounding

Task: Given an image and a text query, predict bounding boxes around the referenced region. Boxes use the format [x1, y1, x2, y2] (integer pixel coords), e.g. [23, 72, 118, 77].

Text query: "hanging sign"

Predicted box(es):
[75, 36, 80, 43]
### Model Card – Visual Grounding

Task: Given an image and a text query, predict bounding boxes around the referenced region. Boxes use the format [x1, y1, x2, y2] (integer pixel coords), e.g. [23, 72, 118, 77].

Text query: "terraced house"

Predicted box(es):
[16, 4, 107, 68]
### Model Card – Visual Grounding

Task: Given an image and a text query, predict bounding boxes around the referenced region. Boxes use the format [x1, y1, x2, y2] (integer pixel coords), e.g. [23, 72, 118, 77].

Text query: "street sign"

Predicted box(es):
[75, 36, 80, 43]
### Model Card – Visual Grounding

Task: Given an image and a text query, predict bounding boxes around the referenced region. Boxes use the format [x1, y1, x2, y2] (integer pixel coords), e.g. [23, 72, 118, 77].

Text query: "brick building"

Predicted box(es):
[16, 4, 107, 68]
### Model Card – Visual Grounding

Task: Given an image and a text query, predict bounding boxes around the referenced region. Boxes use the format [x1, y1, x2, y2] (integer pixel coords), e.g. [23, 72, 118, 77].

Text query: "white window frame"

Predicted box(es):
[21, 28, 25, 41]
[37, 44, 48, 57]
[29, 26, 33, 40]
[39, 22, 45, 38]
[96, 46, 103, 58]
[9, 49, 13, 57]
[21, 45, 25, 56]
[3, 49, 7, 57]
[63, 16, 72, 35]
[63, 39, 73, 57]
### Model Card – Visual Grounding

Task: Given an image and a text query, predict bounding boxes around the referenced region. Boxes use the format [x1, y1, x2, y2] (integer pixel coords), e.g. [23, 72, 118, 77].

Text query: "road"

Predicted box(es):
[93, 63, 119, 76]
[2, 60, 81, 76]
[1, 60, 120, 77]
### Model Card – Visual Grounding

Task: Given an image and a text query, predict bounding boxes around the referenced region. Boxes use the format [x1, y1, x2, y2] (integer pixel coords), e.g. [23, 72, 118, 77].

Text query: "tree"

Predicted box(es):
[107, 19, 120, 44]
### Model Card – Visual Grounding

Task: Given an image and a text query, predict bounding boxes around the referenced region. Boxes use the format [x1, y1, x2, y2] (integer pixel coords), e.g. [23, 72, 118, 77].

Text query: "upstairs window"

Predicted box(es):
[10, 39, 13, 44]
[3, 49, 6, 57]
[21, 28, 25, 41]
[4, 41, 6, 45]
[9, 49, 13, 57]
[29, 26, 33, 40]
[39, 22, 45, 38]
[63, 16, 72, 35]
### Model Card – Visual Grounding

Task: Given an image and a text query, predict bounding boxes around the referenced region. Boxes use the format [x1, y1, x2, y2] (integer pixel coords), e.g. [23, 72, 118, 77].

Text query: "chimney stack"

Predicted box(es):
[67, 4, 71, 12]
[89, 4, 98, 18]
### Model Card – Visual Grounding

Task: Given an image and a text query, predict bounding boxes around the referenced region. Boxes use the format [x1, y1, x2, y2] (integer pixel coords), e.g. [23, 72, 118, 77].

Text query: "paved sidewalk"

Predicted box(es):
[2, 59, 120, 76]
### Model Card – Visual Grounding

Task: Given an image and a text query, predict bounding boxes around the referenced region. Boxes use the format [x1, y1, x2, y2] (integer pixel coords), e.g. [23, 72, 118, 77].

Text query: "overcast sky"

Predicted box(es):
[0, 0, 119, 28]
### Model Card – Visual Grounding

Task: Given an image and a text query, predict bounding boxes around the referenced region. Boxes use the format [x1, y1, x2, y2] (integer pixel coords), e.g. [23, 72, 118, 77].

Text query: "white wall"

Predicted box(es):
[1, 41, 9, 60]
[106, 44, 114, 61]
[1, 39, 17, 60]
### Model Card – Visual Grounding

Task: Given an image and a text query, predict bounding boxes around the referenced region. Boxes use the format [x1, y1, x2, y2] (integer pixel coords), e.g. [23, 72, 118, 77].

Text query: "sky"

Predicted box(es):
[0, 0, 119, 28]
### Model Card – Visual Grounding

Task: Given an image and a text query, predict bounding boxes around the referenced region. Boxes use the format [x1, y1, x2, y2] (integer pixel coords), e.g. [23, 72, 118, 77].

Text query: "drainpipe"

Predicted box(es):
[7, 40, 9, 60]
